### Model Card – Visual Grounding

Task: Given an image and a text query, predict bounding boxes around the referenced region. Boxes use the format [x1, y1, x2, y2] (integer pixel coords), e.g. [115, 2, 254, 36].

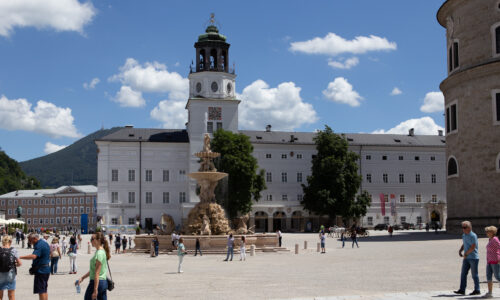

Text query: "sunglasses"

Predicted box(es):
[462, 227, 468, 229]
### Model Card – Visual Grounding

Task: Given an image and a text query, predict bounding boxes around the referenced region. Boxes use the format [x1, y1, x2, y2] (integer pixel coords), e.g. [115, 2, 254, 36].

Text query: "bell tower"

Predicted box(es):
[185, 14, 240, 204]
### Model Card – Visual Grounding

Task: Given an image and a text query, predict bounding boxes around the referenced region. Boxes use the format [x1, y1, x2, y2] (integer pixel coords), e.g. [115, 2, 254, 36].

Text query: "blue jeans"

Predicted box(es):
[225, 247, 233, 260]
[154, 246, 159, 257]
[50, 257, 59, 274]
[460, 259, 480, 292]
[486, 263, 500, 282]
[352, 237, 359, 248]
[84, 279, 108, 300]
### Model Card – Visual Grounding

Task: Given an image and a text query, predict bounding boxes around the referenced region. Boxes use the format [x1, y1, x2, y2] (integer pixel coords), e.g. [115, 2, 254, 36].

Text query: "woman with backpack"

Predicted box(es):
[49, 238, 61, 275]
[68, 236, 78, 274]
[77, 232, 111, 300]
[0, 235, 21, 300]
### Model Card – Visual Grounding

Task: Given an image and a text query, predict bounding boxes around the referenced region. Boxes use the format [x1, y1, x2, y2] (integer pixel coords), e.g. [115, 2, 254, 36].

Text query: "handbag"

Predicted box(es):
[106, 260, 115, 291]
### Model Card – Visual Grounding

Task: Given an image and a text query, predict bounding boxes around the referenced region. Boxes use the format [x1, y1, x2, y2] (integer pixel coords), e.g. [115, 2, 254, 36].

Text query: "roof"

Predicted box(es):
[0, 185, 97, 199]
[240, 130, 446, 147]
[197, 25, 227, 43]
[96, 128, 189, 143]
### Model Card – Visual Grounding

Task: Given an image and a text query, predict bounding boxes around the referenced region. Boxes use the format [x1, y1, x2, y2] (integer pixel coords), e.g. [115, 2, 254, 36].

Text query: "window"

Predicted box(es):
[56, 207, 60, 214]
[366, 174, 372, 183]
[497, 153, 500, 173]
[86, 207, 90, 214]
[266, 172, 272, 183]
[86, 197, 90, 204]
[384, 194, 389, 203]
[416, 194, 422, 203]
[367, 217, 373, 226]
[282, 194, 288, 201]
[128, 192, 135, 204]
[382, 155, 387, 160]
[432, 195, 437, 203]
[207, 122, 213, 133]
[281, 154, 287, 159]
[27, 208, 32, 215]
[163, 170, 169, 182]
[216, 122, 223, 131]
[453, 41, 459, 69]
[265, 154, 272, 159]
[414, 156, 420, 161]
[383, 174, 388, 183]
[448, 46, 453, 72]
[297, 194, 303, 202]
[415, 174, 421, 183]
[56, 198, 60, 205]
[46, 208, 50, 215]
[62, 198, 66, 205]
[146, 192, 152, 204]
[34, 218, 39, 225]
[128, 218, 135, 225]
[492, 24, 500, 56]
[398, 156, 404, 161]
[163, 192, 170, 204]
[145, 170, 152, 182]
[448, 156, 458, 177]
[27, 219, 31, 225]
[111, 218, 118, 225]
[446, 101, 458, 133]
[493, 91, 500, 124]
[400, 195, 405, 203]
[62, 217, 66, 224]
[50, 218, 54, 225]
[296, 154, 302, 159]
[417, 216, 422, 224]
[68, 198, 72, 205]
[296, 172, 303, 183]
[45, 218, 49, 224]
[179, 192, 186, 203]
[400, 216, 406, 223]
[73, 207, 77, 214]
[431, 174, 436, 184]
[68, 207, 72, 214]
[80, 198, 84, 204]
[366, 155, 371, 160]
[430, 156, 436, 161]
[112, 169, 118, 181]
[34, 208, 38, 215]
[111, 192, 118, 203]
[399, 174, 404, 183]
[266, 195, 273, 201]
[128, 170, 135, 182]
[7, 209, 11, 215]
[384, 216, 390, 225]
[62, 207, 66, 214]
[281, 172, 287, 183]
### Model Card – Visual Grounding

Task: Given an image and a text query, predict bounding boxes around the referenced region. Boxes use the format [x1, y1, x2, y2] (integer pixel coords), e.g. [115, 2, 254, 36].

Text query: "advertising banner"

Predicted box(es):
[379, 193, 385, 216]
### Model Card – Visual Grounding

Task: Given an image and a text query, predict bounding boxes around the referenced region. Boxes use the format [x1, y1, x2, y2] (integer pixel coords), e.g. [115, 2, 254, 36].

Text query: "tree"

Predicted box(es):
[301, 125, 370, 224]
[0, 149, 41, 195]
[211, 129, 266, 219]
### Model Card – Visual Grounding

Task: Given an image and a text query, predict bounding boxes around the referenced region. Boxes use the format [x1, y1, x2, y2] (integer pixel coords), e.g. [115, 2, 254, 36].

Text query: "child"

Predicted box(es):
[240, 236, 246, 261]
[177, 238, 187, 273]
[61, 236, 67, 255]
[320, 231, 326, 253]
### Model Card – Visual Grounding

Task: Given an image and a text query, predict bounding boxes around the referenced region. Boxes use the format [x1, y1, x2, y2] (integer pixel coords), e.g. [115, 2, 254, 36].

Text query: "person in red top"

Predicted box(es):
[483, 226, 500, 298]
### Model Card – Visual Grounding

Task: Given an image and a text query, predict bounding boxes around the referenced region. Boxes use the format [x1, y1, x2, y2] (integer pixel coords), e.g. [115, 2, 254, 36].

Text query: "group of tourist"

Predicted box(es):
[320, 225, 359, 252]
[223, 234, 246, 262]
[108, 234, 129, 254]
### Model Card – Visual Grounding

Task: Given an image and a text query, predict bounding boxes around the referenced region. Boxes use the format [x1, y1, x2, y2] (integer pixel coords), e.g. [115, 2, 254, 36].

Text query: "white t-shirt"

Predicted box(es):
[277, 231, 282, 238]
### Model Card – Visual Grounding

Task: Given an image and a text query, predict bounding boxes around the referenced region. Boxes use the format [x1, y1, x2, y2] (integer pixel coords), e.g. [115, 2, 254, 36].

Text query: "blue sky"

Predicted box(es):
[0, 0, 447, 162]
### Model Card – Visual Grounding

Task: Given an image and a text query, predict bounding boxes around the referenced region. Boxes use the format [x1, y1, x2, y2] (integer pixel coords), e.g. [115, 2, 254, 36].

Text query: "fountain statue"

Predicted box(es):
[184, 134, 231, 235]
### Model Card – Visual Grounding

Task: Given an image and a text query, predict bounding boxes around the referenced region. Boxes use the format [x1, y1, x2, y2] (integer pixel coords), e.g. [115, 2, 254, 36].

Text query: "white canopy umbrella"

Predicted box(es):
[7, 219, 25, 224]
[0, 219, 8, 225]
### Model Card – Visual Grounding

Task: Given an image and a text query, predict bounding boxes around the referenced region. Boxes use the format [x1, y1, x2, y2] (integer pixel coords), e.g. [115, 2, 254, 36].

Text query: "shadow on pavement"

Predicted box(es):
[334, 231, 460, 243]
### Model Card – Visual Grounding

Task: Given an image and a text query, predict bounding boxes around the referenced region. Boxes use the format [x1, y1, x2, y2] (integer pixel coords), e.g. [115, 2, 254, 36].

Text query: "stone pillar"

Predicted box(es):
[87, 242, 91, 254]
[304, 240, 307, 249]
[317, 243, 320, 252]
[267, 217, 273, 233]
[250, 244, 255, 256]
[205, 48, 210, 70]
[295, 244, 299, 254]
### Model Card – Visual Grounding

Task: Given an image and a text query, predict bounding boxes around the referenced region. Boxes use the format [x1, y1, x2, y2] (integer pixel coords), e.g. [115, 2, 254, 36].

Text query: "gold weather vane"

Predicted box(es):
[210, 13, 215, 24]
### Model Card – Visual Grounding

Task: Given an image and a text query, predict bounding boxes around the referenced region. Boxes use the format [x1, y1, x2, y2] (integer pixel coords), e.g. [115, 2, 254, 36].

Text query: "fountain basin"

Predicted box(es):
[188, 171, 228, 182]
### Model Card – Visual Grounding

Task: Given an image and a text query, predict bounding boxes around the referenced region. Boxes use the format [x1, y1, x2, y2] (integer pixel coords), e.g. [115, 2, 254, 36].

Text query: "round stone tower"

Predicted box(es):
[438, 0, 500, 233]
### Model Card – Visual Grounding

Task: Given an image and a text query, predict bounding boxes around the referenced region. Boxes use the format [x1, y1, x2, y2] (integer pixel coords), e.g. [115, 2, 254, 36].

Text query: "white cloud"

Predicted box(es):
[150, 100, 187, 129]
[0, 0, 96, 37]
[391, 87, 402, 96]
[238, 80, 318, 131]
[328, 57, 359, 69]
[323, 77, 363, 107]
[0, 95, 81, 138]
[113, 86, 145, 108]
[44, 142, 67, 154]
[174, 62, 180, 67]
[372, 117, 444, 135]
[83, 78, 100, 90]
[109, 58, 188, 101]
[420, 91, 444, 113]
[290, 33, 397, 56]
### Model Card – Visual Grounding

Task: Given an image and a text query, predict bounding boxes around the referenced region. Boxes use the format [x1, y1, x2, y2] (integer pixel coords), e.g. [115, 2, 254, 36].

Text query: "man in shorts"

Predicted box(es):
[20, 234, 51, 300]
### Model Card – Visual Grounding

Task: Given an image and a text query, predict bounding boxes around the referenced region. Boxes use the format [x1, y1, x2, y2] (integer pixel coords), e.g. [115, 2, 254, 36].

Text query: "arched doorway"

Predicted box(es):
[273, 211, 286, 232]
[431, 210, 441, 229]
[291, 211, 303, 232]
[254, 211, 268, 233]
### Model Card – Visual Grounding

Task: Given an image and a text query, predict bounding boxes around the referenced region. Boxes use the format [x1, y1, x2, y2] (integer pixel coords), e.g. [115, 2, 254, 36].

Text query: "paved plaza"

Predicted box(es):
[11, 231, 500, 299]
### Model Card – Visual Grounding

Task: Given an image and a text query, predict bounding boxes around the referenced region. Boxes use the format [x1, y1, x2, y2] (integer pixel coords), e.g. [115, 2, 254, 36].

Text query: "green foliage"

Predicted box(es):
[211, 129, 266, 219]
[301, 125, 369, 222]
[0, 149, 41, 195]
[19, 127, 122, 187]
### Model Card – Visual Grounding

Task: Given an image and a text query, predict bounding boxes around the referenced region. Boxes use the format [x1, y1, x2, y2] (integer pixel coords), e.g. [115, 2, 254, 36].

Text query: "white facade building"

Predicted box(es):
[96, 22, 446, 232]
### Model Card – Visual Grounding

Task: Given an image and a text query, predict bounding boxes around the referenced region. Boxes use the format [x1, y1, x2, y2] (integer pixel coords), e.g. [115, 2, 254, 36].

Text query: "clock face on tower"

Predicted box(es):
[196, 82, 202, 93]
[211, 81, 218, 92]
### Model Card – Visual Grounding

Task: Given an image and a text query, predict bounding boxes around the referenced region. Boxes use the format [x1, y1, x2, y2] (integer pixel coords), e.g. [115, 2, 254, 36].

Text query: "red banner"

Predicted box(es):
[379, 193, 385, 216]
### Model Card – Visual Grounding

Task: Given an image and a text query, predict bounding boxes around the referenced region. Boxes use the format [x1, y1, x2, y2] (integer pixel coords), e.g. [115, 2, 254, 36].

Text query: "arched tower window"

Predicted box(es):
[221, 50, 227, 71]
[448, 156, 458, 177]
[199, 49, 206, 71]
[496, 26, 500, 54]
[492, 22, 500, 57]
[209, 49, 217, 70]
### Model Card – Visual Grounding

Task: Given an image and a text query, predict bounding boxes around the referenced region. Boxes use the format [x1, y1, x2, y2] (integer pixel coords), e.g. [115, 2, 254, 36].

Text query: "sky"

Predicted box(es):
[0, 0, 448, 162]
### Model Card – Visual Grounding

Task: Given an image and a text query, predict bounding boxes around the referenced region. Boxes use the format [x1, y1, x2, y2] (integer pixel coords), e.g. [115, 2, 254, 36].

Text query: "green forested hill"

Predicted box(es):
[0, 150, 41, 194]
[20, 127, 122, 188]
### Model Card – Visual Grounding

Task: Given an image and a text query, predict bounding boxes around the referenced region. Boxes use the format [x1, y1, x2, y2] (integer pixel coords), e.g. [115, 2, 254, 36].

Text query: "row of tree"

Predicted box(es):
[0, 148, 41, 195]
[211, 126, 370, 225]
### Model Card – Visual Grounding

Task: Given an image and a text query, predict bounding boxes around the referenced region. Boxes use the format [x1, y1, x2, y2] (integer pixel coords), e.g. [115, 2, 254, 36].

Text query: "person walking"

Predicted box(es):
[454, 221, 480, 296]
[152, 237, 159, 257]
[61, 237, 67, 256]
[320, 231, 326, 253]
[351, 227, 359, 248]
[77, 232, 110, 300]
[114, 234, 121, 254]
[277, 230, 282, 247]
[68, 236, 78, 274]
[121, 236, 127, 254]
[341, 232, 345, 248]
[177, 237, 187, 273]
[49, 238, 61, 275]
[14, 232, 19, 246]
[239, 236, 246, 261]
[20, 233, 51, 300]
[388, 225, 393, 237]
[20, 233, 25, 249]
[194, 238, 202, 256]
[0, 235, 22, 300]
[482, 226, 500, 298]
[223, 234, 234, 262]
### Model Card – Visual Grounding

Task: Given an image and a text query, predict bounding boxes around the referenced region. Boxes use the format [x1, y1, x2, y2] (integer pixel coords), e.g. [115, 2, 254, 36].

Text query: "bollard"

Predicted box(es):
[87, 242, 91, 254]
[250, 244, 256, 256]
[304, 240, 307, 249]
[22, 240, 25, 248]
[295, 244, 299, 254]
[317, 242, 320, 252]
[150, 242, 155, 257]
